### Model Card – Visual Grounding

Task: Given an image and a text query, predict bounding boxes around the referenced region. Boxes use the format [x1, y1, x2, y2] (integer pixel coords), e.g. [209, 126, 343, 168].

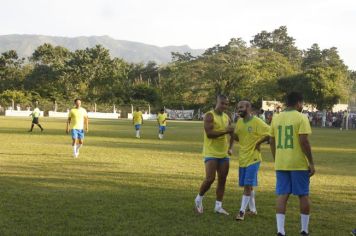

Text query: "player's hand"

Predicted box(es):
[226, 125, 235, 134]
[228, 148, 233, 155]
[308, 164, 315, 177]
[66, 128, 70, 134]
[85, 128, 89, 133]
[255, 143, 261, 152]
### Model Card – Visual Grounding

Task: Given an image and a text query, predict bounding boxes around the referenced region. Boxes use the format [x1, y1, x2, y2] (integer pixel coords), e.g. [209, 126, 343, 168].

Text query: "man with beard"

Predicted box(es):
[194, 95, 234, 215]
[234, 101, 270, 221]
[270, 92, 315, 236]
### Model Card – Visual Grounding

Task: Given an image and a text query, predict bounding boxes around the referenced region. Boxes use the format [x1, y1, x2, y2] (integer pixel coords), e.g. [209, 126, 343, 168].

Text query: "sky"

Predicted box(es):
[1, 0, 355, 69]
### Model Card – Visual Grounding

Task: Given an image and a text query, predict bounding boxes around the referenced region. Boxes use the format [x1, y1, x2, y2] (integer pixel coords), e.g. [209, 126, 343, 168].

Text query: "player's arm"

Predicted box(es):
[255, 135, 270, 151]
[299, 134, 315, 177]
[255, 120, 270, 151]
[228, 118, 234, 155]
[66, 117, 71, 134]
[204, 113, 234, 139]
[269, 137, 276, 160]
[84, 115, 89, 133]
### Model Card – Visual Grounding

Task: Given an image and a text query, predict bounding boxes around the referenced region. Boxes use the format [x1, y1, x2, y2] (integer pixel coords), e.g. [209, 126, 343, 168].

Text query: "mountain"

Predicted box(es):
[0, 34, 204, 64]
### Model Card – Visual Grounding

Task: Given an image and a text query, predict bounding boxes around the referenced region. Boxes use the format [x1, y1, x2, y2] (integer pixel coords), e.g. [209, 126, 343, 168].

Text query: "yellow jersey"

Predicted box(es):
[157, 113, 167, 126]
[133, 111, 143, 125]
[69, 107, 88, 130]
[202, 110, 230, 158]
[235, 116, 270, 167]
[270, 109, 312, 170]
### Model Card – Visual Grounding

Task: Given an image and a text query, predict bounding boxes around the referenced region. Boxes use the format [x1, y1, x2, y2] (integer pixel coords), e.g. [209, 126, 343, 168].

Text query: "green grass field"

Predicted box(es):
[0, 117, 355, 236]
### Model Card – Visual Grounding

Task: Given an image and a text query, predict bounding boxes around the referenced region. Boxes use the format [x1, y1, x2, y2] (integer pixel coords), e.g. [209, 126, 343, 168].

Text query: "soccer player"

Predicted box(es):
[194, 95, 234, 215]
[133, 107, 144, 138]
[66, 98, 89, 158]
[28, 105, 44, 132]
[157, 108, 167, 139]
[270, 92, 315, 236]
[234, 101, 270, 221]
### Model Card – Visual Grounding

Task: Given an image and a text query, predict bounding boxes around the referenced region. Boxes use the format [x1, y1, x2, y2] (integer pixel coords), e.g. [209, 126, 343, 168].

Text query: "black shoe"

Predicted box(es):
[277, 233, 286, 236]
[300, 231, 309, 236]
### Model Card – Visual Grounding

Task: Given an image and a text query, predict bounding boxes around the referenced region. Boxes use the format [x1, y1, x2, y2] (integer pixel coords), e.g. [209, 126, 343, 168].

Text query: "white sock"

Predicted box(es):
[301, 214, 310, 233]
[136, 130, 140, 137]
[215, 200, 222, 209]
[76, 144, 82, 153]
[195, 194, 203, 202]
[240, 195, 250, 212]
[276, 213, 286, 235]
[73, 144, 77, 156]
[248, 190, 256, 212]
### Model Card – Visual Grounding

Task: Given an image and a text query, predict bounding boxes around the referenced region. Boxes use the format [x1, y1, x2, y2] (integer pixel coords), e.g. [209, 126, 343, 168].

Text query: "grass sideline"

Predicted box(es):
[0, 117, 355, 235]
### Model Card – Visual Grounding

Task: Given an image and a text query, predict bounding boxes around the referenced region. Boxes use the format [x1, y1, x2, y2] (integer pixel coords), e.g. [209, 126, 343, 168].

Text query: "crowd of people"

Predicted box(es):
[255, 109, 356, 130]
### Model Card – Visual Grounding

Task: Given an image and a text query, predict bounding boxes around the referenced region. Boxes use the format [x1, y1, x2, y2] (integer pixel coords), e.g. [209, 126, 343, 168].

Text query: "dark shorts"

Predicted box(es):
[204, 157, 230, 164]
[135, 124, 141, 130]
[159, 126, 166, 132]
[276, 170, 310, 196]
[239, 162, 260, 187]
[32, 118, 39, 124]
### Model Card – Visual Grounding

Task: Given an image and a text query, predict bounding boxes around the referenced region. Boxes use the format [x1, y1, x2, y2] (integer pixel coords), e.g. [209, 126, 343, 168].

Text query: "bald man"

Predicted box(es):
[233, 101, 270, 221]
[194, 95, 235, 215]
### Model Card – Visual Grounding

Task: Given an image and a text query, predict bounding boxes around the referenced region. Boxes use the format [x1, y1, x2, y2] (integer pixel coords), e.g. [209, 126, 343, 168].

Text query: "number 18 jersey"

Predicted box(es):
[270, 109, 312, 170]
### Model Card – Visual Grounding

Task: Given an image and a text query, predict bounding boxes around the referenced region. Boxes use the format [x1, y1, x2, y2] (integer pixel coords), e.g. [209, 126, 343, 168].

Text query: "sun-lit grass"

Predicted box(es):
[0, 117, 355, 235]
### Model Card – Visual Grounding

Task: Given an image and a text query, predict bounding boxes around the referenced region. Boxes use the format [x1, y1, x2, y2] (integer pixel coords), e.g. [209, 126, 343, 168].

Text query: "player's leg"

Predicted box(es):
[276, 171, 292, 236]
[159, 126, 165, 139]
[236, 162, 259, 220]
[247, 162, 260, 214]
[29, 123, 34, 132]
[195, 159, 218, 213]
[215, 158, 229, 215]
[292, 171, 311, 235]
[37, 122, 44, 131]
[135, 124, 140, 138]
[71, 129, 78, 158]
[75, 130, 85, 157]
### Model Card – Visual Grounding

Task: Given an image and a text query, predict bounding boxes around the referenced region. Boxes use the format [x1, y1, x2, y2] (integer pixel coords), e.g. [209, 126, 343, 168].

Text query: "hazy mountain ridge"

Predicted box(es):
[0, 34, 204, 64]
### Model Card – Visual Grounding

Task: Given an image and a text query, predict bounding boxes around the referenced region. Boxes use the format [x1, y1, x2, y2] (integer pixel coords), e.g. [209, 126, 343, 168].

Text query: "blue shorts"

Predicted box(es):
[239, 162, 260, 187]
[204, 157, 230, 164]
[71, 129, 84, 140]
[159, 126, 166, 132]
[135, 124, 141, 130]
[276, 170, 310, 196]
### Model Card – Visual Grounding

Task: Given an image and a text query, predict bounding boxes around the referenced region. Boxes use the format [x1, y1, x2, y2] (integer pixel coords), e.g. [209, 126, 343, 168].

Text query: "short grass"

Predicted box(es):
[0, 117, 355, 236]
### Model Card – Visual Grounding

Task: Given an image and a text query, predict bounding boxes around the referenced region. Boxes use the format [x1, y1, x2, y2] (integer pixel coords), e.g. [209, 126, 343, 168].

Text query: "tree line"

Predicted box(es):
[0, 26, 355, 112]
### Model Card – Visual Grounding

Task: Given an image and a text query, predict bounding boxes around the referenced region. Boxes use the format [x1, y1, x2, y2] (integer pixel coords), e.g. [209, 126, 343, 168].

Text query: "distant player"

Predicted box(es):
[234, 101, 270, 221]
[270, 92, 315, 236]
[157, 108, 167, 139]
[194, 95, 234, 215]
[66, 99, 89, 158]
[28, 105, 44, 132]
[133, 107, 144, 138]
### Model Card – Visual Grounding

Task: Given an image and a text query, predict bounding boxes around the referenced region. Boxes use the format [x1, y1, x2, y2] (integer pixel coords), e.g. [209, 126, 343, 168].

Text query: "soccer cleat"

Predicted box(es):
[235, 210, 245, 220]
[194, 199, 203, 214]
[214, 207, 229, 215]
[300, 231, 309, 236]
[277, 233, 286, 236]
[246, 210, 258, 216]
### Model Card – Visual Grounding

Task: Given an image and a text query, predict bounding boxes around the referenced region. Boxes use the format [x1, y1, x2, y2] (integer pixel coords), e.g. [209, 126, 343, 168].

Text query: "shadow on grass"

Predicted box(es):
[0, 170, 354, 236]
